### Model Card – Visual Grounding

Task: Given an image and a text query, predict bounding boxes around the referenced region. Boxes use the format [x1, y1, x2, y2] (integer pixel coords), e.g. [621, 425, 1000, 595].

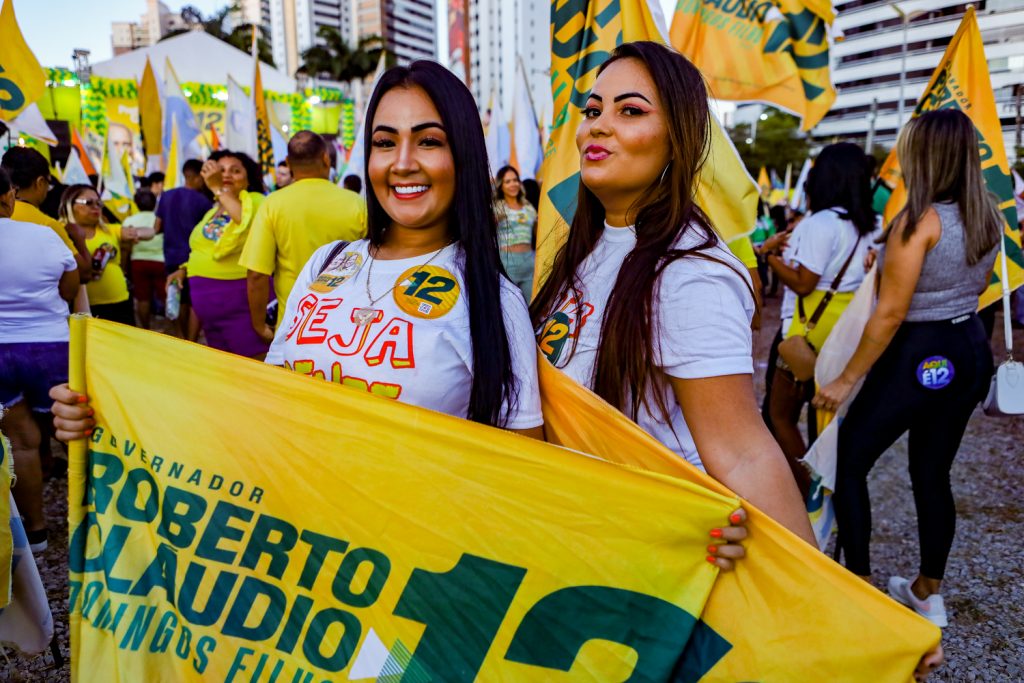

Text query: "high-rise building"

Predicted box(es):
[110, 0, 190, 56]
[381, 0, 437, 64]
[467, 0, 548, 116]
[271, 1, 355, 78]
[271, 0, 434, 79]
[818, 0, 1024, 155]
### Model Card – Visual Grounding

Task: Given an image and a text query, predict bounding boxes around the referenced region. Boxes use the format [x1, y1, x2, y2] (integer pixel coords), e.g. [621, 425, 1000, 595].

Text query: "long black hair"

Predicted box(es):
[530, 41, 745, 423]
[363, 60, 517, 428]
[804, 142, 875, 236]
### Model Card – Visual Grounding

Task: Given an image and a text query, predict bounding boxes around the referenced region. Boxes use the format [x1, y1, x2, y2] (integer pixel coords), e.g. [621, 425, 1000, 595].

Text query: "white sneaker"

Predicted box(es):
[888, 576, 948, 627]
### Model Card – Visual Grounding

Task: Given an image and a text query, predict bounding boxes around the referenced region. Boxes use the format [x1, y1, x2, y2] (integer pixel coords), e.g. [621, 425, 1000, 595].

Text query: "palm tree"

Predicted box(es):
[166, 4, 275, 67]
[299, 27, 385, 91]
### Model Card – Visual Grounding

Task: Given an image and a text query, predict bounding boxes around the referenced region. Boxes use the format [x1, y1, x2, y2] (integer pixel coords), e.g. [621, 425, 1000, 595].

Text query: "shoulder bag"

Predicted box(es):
[778, 235, 862, 382]
[983, 234, 1024, 415]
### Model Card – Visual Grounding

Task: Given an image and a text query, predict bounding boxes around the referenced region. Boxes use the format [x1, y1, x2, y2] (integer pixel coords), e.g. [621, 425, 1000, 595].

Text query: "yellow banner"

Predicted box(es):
[535, 0, 758, 291]
[139, 58, 162, 158]
[68, 317, 737, 681]
[670, 0, 836, 131]
[878, 7, 1023, 307]
[0, 0, 45, 121]
[538, 359, 940, 680]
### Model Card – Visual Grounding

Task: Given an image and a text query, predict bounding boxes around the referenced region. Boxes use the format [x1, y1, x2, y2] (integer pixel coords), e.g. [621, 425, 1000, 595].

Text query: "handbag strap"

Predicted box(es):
[798, 235, 862, 331]
[996, 229, 1015, 361]
[317, 241, 351, 276]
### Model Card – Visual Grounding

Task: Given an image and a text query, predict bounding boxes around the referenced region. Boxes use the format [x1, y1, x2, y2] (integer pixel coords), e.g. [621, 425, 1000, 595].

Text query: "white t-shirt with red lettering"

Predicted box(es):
[536, 223, 754, 469]
[267, 239, 542, 429]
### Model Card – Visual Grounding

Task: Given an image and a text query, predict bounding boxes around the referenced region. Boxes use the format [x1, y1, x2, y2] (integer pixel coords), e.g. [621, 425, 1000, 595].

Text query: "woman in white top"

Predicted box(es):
[761, 143, 878, 495]
[0, 167, 78, 552]
[531, 41, 815, 545]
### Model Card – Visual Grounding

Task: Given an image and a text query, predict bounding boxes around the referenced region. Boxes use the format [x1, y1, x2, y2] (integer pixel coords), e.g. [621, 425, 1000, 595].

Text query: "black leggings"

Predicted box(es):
[90, 299, 136, 327]
[834, 314, 992, 579]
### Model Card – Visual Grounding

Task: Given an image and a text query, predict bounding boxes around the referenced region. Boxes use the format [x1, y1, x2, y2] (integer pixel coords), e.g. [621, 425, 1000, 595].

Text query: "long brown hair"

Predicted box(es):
[893, 109, 1002, 265]
[530, 41, 748, 422]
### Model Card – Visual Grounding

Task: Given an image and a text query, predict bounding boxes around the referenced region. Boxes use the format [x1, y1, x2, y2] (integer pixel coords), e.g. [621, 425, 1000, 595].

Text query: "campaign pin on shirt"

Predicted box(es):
[917, 355, 955, 390]
[309, 251, 363, 293]
[393, 265, 461, 319]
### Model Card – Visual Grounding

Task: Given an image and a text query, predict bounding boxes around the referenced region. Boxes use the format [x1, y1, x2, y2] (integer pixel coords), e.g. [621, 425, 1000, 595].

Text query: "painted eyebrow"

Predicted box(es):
[585, 92, 653, 104]
[371, 122, 446, 134]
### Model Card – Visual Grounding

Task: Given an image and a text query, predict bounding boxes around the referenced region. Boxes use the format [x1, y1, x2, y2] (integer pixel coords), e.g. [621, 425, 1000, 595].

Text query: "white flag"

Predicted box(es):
[790, 158, 812, 211]
[511, 61, 542, 181]
[343, 53, 388, 184]
[5, 102, 56, 145]
[225, 75, 258, 158]
[62, 148, 91, 186]
[484, 97, 510, 178]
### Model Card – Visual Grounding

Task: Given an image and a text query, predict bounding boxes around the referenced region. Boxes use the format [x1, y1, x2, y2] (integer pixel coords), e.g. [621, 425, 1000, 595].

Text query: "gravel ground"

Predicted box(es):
[3, 298, 1022, 681]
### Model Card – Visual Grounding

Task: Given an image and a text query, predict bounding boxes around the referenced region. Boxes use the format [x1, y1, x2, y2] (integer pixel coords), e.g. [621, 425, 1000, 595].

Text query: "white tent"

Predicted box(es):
[92, 31, 295, 92]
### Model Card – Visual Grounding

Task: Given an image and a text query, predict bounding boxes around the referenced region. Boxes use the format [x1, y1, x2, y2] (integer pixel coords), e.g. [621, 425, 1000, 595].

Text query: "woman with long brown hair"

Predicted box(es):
[815, 109, 1001, 628]
[530, 41, 814, 543]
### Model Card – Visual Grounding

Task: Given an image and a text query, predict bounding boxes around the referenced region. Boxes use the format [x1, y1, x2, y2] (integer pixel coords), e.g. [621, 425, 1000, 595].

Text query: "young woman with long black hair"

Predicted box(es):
[532, 41, 814, 543]
[815, 109, 1001, 628]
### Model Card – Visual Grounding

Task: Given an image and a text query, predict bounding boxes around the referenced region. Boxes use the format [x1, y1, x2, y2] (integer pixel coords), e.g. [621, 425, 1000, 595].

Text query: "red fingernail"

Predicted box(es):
[87, 408, 94, 416]
[708, 545, 718, 554]
[706, 555, 717, 564]
[730, 513, 742, 524]
[76, 395, 88, 403]
[84, 429, 92, 436]
[710, 529, 723, 538]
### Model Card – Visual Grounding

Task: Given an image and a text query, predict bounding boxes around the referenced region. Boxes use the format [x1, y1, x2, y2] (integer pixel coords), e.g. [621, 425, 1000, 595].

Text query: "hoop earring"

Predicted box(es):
[658, 163, 671, 185]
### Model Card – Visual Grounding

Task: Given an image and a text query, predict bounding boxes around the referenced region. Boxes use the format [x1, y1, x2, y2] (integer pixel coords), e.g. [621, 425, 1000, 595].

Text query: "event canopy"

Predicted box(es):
[91, 30, 295, 93]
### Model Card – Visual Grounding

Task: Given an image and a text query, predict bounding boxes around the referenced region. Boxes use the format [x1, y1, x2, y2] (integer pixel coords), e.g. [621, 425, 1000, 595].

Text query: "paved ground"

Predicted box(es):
[3, 296, 1022, 681]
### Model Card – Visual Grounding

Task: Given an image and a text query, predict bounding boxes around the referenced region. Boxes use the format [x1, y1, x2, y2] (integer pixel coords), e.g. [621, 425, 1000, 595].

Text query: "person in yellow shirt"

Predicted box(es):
[58, 185, 139, 325]
[168, 151, 268, 358]
[239, 131, 367, 342]
[1, 146, 92, 281]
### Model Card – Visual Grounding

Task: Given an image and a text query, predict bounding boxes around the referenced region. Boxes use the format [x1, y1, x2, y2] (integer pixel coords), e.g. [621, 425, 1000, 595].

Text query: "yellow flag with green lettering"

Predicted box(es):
[0, 0, 45, 121]
[67, 316, 736, 681]
[535, 0, 758, 290]
[878, 7, 1023, 308]
[538, 359, 940, 681]
[670, 0, 836, 131]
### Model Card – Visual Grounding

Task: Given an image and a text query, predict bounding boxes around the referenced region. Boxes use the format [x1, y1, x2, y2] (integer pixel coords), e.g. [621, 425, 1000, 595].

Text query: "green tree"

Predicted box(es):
[164, 4, 275, 67]
[729, 109, 809, 179]
[299, 27, 386, 86]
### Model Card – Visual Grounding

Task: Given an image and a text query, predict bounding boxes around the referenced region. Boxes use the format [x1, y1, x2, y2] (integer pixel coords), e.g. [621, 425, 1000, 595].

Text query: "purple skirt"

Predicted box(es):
[189, 276, 270, 358]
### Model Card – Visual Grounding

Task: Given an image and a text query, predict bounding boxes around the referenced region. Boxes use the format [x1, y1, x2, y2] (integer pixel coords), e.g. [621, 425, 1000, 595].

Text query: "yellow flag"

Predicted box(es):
[253, 61, 274, 177]
[878, 7, 1023, 308]
[67, 317, 733, 681]
[138, 57, 162, 158]
[670, 0, 836, 131]
[0, 0, 45, 121]
[757, 165, 770, 197]
[538, 359, 940, 680]
[535, 0, 758, 290]
[164, 118, 180, 190]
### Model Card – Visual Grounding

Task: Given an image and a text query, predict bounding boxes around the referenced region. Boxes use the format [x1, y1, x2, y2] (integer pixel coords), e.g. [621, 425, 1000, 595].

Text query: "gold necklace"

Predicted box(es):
[354, 242, 451, 325]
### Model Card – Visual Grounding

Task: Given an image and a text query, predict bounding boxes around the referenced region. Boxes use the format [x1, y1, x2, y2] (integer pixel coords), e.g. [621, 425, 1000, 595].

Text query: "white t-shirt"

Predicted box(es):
[537, 223, 754, 469]
[0, 217, 77, 343]
[779, 208, 876, 334]
[267, 239, 542, 429]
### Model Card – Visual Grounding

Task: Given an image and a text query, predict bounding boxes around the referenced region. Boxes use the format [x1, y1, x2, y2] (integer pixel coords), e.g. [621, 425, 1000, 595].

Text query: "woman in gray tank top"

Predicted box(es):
[815, 110, 1002, 633]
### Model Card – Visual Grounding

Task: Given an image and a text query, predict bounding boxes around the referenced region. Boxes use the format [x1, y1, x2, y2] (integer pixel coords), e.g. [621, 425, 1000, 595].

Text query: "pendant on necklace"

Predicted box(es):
[353, 308, 377, 325]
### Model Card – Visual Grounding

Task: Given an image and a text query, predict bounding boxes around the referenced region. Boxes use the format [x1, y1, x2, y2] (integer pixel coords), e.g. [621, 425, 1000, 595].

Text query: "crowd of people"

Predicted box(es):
[6, 38, 1017, 679]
